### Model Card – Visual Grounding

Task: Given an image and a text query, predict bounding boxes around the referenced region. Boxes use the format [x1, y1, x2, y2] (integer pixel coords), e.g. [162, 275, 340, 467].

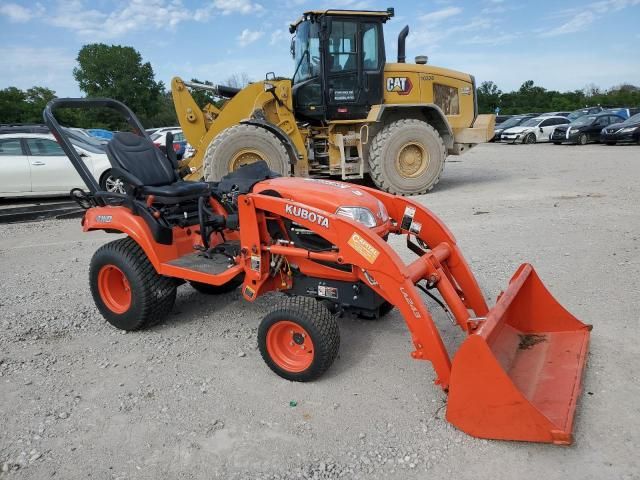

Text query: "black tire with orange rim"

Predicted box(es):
[258, 297, 340, 382]
[90, 237, 177, 331]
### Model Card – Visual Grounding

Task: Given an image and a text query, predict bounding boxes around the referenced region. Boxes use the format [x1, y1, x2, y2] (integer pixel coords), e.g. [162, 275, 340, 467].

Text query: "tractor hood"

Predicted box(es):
[253, 177, 390, 231]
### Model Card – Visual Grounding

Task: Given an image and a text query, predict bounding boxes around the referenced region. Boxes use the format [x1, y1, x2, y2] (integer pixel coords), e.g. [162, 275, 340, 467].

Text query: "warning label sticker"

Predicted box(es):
[348, 233, 380, 264]
[400, 206, 416, 230]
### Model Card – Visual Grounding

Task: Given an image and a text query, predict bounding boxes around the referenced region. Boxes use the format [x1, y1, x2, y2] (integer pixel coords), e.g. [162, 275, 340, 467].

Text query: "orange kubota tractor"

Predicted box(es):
[45, 98, 591, 444]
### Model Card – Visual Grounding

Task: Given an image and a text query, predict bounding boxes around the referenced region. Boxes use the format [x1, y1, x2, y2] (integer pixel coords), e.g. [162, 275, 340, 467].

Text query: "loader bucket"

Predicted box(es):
[446, 264, 591, 444]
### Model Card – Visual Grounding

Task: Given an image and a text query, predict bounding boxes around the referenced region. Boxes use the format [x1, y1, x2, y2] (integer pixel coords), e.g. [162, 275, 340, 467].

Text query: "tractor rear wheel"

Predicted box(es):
[203, 124, 290, 181]
[368, 119, 446, 195]
[258, 296, 340, 382]
[90, 237, 176, 331]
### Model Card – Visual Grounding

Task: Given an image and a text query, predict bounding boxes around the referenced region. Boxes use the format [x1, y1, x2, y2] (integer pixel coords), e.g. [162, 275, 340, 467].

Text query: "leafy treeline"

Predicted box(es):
[477, 80, 640, 115]
[2, 42, 639, 127]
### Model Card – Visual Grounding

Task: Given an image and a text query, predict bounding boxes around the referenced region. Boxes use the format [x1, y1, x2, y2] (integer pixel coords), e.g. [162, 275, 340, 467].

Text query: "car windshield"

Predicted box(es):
[571, 115, 596, 126]
[499, 116, 528, 129]
[568, 111, 588, 121]
[150, 132, 162, 141]
[519, 118, 541, 127]
[624, 113, 640, 124]
[62, 128, 105, 153]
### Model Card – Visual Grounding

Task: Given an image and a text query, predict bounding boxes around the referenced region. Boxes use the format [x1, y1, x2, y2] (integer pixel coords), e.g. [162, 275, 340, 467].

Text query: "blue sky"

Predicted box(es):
[1, 0, 639, 96]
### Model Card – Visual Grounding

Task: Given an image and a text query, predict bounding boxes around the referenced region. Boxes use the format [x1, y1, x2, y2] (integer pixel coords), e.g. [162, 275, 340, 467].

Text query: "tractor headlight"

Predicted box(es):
[336, 206, 378, 228]
[377, 200, 389, 223]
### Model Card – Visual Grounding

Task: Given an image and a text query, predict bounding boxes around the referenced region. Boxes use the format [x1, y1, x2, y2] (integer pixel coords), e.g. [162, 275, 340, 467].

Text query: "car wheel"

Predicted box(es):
[605, 142, 616, 146]
[578, 133, 588, 145]
[100, 170, 126, 194]
[524, 133, 536, 144]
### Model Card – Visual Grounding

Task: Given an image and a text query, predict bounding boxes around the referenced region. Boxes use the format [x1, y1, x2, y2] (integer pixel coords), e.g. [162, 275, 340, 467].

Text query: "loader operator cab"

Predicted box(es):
[290, 9, 391, 122]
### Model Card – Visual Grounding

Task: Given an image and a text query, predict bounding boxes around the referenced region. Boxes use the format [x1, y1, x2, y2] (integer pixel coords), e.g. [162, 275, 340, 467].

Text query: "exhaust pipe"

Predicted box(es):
[397, 25, 409, 63]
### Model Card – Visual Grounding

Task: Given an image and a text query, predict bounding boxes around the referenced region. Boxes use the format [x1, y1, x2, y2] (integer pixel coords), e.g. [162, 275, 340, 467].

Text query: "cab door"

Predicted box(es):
[325, 19, 384, 120]
[0, 137, 31, 194]
[25, 137, 84, 193]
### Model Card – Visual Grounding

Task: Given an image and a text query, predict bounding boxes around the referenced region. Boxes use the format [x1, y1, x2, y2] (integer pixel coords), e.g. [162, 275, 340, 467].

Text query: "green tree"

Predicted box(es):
[477, 81, 502, 113]
[0, 87, 28, 123]
[73, 43, 164, 127]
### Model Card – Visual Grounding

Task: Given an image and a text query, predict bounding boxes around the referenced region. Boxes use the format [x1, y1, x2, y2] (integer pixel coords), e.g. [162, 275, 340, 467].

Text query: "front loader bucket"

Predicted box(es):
[446, 264, 591, 444]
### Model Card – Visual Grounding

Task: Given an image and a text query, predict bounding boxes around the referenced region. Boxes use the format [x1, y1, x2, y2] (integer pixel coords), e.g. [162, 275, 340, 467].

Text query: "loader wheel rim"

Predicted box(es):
[396, 142, 429, 178]
[229, 148, 266, 171]
[97, 265, 132, 314]
[266, 321, 315, 373]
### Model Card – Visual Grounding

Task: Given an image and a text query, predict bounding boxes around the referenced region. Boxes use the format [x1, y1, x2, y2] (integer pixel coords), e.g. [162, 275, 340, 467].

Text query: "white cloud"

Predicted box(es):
[419, 6, 462, 22]
[270, 29, 288, 46]
[45, 0, 200, 40]
[460, 33, 517, 46]
[540, 0, 640, 37]
[237, 29, 264, 47]
[0, 2, 38, 22]
[214, 0, 264, 15]
[540, 11, 595, 37]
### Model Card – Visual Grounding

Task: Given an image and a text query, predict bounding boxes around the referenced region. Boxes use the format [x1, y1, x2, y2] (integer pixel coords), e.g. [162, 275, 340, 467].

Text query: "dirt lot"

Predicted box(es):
[1, 143, 639, 480]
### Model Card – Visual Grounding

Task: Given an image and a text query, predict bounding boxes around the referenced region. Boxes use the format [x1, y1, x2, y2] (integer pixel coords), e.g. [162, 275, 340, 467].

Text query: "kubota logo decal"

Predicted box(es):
[386, 77, 412, 95]
[400, 287, 422, 318]
[285, 204, 329, 228]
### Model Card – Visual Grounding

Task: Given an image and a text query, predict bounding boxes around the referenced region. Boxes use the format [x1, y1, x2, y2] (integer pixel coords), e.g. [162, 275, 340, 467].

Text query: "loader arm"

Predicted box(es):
[171, 76, 308, 180]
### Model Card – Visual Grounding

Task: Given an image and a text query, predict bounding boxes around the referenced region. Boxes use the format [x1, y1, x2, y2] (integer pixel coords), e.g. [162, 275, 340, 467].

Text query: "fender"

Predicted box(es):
[367, 103, 454, 148]
[240, 119, 300, 165]
[83, 206, 184, 269]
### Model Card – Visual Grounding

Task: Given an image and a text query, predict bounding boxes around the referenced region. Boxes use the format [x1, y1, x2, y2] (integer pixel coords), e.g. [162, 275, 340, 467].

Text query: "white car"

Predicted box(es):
[0, 132, 122, 198]
[500, 116, 570, 144]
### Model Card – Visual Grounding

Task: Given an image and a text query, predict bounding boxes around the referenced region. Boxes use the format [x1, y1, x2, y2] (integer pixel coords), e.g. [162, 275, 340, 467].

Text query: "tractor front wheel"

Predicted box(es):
[258, 297, 340, 382]
[90, 238, 176, 331]
[368, 119, 446, 195]
[203, 124, 290, 182]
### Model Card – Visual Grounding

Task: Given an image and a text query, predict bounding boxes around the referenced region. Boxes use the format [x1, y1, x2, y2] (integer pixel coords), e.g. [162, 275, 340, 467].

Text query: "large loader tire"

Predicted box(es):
[203, 124, 290, 181]
[368, 119, 446, 195]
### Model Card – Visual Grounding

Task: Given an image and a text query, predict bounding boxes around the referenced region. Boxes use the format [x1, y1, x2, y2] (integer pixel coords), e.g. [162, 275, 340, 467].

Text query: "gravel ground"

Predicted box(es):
[1, 142, 639, 480]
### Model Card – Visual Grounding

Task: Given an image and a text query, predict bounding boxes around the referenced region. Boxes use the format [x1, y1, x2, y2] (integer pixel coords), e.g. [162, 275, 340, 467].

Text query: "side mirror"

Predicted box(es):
[539, 127, 544, 133]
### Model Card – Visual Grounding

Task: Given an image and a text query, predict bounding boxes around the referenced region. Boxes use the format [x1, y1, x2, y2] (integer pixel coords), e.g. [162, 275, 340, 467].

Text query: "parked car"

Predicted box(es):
[150, 129, 188, 159]
[500, 116, 570, 144]
[600, 112, 640, 145]
[566, 106, 604, 121]
[601, 107, 640, 120]
[495, 115, 512, 125]
[492, 114, 538, 141]
[87, 128, 114, 141]
[539, 111, 571, 118]
[0, 131, 123, 198]
[551, 113, 626, 145]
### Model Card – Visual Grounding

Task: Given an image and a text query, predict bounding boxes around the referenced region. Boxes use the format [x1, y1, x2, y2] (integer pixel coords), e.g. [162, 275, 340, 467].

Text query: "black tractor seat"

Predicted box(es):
[106, 132, 209, 203]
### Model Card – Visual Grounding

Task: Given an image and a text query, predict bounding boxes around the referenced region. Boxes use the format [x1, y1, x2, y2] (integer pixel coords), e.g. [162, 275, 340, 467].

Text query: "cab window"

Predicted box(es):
[362, 23, 380, 70]
[328, 21, 357, 72]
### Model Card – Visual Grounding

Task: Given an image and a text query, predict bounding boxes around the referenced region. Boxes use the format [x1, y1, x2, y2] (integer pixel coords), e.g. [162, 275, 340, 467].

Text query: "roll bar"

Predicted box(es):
[43, 97, 150, 195]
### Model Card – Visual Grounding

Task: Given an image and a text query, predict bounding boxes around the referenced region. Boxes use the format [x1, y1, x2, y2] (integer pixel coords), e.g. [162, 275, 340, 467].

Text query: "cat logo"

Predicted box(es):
[386, 77, 412, 95]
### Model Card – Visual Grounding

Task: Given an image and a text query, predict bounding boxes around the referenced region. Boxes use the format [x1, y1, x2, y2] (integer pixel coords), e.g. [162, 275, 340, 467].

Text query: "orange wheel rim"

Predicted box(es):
[97, 265, 132, 314]
[266, 321, 314, 373]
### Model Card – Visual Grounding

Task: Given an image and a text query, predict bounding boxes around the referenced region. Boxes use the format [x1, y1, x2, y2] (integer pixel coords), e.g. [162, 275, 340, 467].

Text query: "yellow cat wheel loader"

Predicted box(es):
[172, 8, 495, 195]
